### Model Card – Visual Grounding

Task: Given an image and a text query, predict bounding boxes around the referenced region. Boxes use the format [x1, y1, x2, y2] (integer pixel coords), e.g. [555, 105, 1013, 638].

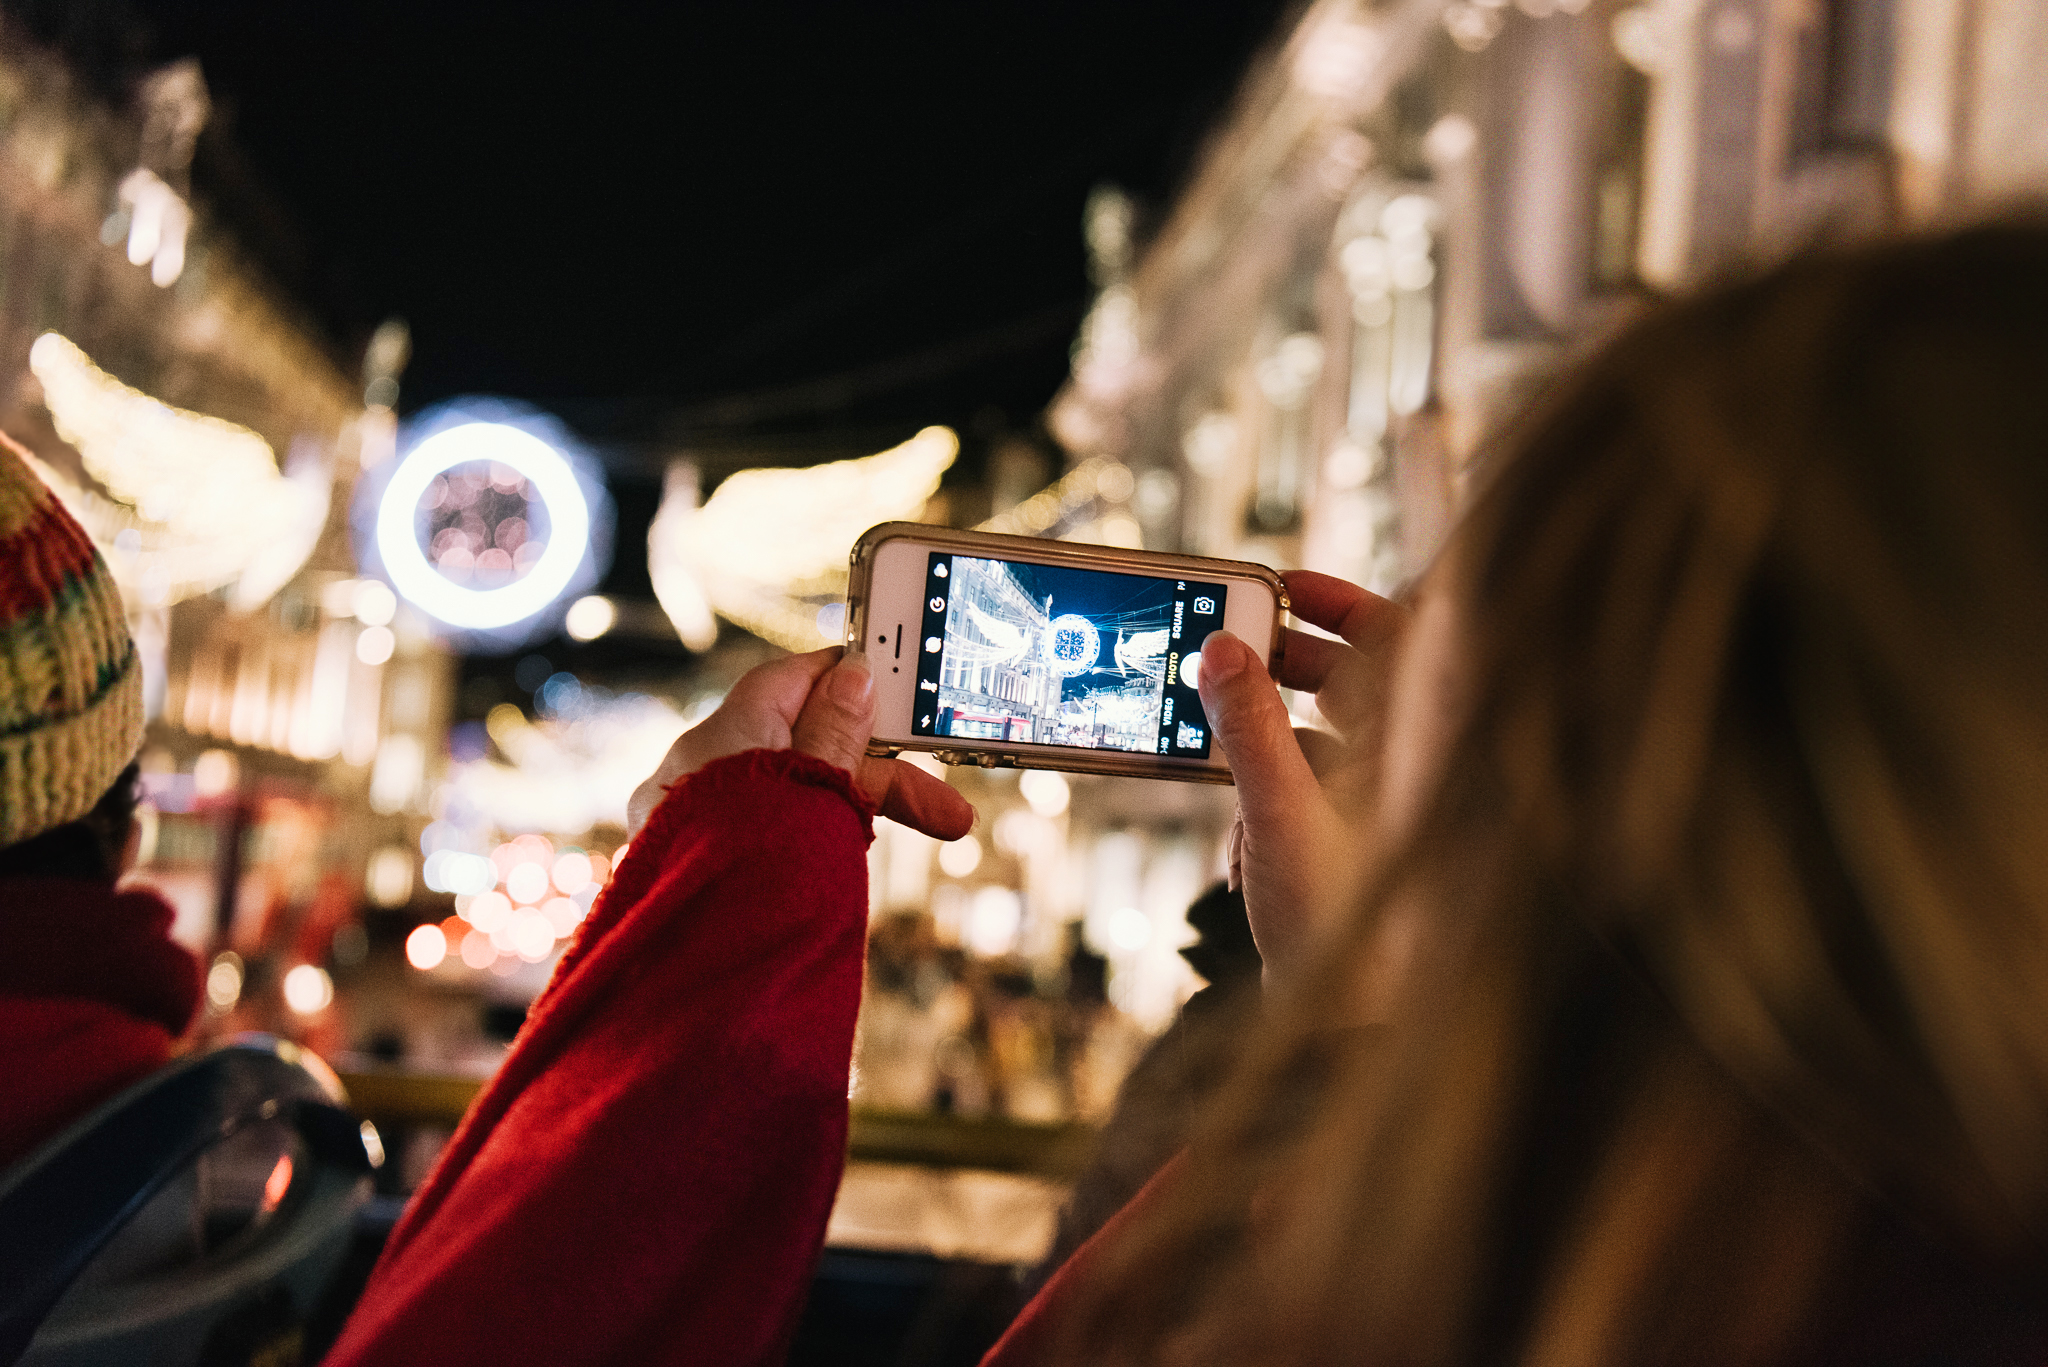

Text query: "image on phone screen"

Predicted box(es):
[911, 553, 1223, 758]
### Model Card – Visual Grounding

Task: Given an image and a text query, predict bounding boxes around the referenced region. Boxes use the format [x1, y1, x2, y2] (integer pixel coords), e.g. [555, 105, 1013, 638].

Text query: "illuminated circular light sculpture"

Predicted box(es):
[375, 421, 593, 630]
[1043, 613, 1102, 677]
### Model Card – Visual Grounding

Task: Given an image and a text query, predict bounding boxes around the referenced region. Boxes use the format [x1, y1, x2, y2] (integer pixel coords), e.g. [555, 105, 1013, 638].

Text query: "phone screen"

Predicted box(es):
[911, 553, 1225, 758]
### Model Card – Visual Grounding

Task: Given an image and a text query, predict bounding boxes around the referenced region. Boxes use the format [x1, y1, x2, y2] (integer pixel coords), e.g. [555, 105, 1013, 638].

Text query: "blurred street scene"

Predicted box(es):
[2, 0, 2043, 1359]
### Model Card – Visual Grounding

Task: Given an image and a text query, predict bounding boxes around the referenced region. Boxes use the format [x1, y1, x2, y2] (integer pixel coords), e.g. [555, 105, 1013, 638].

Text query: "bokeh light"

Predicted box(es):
[464, 890, 513, 934]
[282, 963, 334, 1014]
[353, 578, 398, 627]
[459, 928, 498, 970]
[192, 748, 238, 797]
[505, 861, 550, 905]
[965, 887, 1023, 956]
[355, 624, 396, 665]
[510, 910, 557, 962]
[938, 835, 983, 878]
[366, 845, 415, 908]
[205, 952, 243, 1010]
[1019, 769, 1069, 817]
[551, 850, 593, 895]
[1106, 905, 1152, 952]
[564, 594, 617, 641]
[406, 922, 448, 970]
[542, 896, 583, 935]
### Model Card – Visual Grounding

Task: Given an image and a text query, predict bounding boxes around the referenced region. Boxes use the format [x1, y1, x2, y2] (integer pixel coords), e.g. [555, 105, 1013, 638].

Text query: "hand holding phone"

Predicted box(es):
[626, 647, 974, 841]
[847, 523, 1287, 784]
[1194, 572, 1409, 985]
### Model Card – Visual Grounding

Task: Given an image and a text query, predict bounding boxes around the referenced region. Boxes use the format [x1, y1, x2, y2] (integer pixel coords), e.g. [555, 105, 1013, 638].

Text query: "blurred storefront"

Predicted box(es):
[844, 2, 2048, 1136]
[815, 0, 2048, 1253]
[0, 22, 455, 1056]
[1047, 0, 2048, 593]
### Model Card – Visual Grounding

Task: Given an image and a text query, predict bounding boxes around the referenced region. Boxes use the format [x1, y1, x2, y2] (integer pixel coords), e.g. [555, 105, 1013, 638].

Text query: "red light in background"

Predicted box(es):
[262, 1153, 294, 1210]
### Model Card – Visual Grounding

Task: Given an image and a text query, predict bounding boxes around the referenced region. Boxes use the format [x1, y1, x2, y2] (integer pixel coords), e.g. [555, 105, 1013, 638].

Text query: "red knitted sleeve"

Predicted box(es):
[325, 749, 877, 1367]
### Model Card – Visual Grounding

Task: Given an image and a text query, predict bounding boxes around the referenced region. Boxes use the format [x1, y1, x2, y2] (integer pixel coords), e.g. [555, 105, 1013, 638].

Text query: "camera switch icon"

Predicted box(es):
[1192, 596, 1216, 615]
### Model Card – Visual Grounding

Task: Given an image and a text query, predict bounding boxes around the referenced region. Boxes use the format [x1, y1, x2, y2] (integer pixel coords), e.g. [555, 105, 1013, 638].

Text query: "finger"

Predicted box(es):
[688, 647, 843, 760]
[724, 647, 843, 739]
[860, 758, 976, 841]
[1273, 627, 1351, 694]
[1283, 571, 1408, 653]
[1293, 726, 1348, 779]
[1197, 629, 1325, 830]
[790, 654, 875, 774]
[1294, 725, 1376, 814]
[1309, 650, 1392, 742]
[630, 649, 849, 835]
[1226, 810, 1244, 892]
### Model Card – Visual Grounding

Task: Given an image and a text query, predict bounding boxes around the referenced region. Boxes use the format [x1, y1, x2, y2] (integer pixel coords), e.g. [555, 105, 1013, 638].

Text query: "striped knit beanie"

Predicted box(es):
[0, 431, 142, 848]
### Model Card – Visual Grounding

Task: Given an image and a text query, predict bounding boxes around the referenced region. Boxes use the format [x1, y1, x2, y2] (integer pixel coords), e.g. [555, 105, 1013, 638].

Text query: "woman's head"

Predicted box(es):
[0, 429, 145, 868]
[1081, 221, 2048, 1364]
[1443, 219, 2048, 1235]
[0, 759, 142, 882]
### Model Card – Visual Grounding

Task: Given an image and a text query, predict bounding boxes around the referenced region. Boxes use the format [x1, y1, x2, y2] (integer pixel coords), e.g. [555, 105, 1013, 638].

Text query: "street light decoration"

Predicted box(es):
[1043, 613, 1101, 678]
[648, 425, 956, 652]
[375, 421, 591, 630]
[23, 332, 329, 611]
[352, 398, 612, 650]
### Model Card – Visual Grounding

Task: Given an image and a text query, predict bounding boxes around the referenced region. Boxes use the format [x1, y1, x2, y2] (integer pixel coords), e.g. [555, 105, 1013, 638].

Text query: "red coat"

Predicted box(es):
[0, 878, 201, 1170]
[327, 749, 886, 1366]
[327, 748, 1124, 1366]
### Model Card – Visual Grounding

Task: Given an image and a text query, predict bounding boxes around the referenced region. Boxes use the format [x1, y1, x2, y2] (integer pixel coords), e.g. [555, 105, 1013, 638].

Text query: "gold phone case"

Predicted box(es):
[845, 521, 1287, 785]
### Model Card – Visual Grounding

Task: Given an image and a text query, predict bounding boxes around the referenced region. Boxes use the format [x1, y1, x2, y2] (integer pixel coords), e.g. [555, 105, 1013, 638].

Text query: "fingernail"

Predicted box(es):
[1200, 631, 1245, 685]
[829, 658, 873, 707]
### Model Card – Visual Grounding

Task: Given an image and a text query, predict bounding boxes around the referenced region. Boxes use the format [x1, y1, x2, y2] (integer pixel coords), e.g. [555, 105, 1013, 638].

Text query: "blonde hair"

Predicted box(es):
[1072, 222, 2048, 1364]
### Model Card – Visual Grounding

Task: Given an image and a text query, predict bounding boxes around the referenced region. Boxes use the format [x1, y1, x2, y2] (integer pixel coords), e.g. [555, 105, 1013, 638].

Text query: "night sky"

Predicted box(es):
[26, 0, 1293, 455]
[13, 0, 1291, 692]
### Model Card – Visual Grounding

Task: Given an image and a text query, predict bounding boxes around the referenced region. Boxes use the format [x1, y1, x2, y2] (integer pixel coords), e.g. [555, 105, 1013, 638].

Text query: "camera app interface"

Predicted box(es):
[912, 553, 1225, 758]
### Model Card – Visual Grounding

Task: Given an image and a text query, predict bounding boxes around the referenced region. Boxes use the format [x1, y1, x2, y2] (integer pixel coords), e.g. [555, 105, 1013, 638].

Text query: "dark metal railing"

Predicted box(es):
[334, 1070, 1096, 1178]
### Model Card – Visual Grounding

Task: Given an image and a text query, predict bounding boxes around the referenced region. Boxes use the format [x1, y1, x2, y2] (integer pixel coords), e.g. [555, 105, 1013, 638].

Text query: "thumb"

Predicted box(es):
[1197, 630, 1322, 826]
[791, 654, 875, 775]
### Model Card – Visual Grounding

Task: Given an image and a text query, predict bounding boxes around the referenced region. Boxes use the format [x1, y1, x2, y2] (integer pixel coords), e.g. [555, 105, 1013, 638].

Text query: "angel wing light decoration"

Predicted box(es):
[1113, 626, 1170, 680]
[648, 425, 956, 651]
[24, 333, 329, 611]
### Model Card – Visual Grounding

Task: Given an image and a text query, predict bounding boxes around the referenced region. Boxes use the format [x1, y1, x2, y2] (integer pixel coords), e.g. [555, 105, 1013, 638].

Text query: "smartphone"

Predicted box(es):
[846, 522, 1287, 784]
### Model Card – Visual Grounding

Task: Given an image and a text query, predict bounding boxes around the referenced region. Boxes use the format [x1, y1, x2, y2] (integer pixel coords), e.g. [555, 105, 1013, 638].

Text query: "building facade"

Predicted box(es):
[1046, 0, 2048, 591]
[0, 21, 453, 1040]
